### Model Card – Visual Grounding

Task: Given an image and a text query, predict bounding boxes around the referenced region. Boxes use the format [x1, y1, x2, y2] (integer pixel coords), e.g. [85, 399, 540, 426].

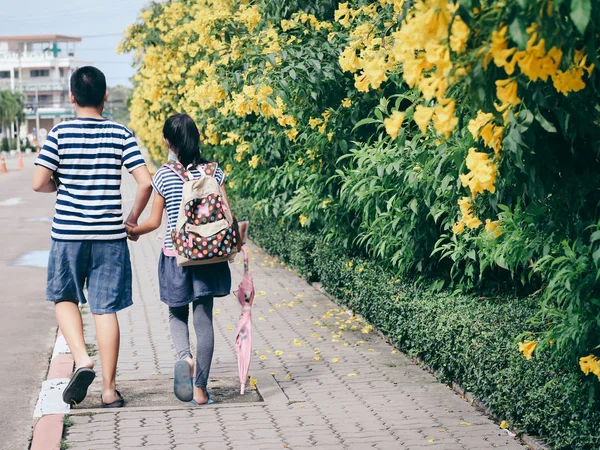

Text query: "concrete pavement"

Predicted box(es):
[57, 174, 525, 450]
[0, 154, 57, 450]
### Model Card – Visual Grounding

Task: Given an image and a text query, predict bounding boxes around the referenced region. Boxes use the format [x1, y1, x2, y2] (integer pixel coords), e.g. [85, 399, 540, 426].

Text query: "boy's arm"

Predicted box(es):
[32, 166, 58, 193]
[126, 165, 153, 226]
[126, 192, 164, 238]
[33, 127, 60, 193]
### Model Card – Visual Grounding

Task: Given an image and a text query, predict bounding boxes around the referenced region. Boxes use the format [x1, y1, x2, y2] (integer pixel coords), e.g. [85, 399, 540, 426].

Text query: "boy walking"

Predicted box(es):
[32, 66, 152, 407]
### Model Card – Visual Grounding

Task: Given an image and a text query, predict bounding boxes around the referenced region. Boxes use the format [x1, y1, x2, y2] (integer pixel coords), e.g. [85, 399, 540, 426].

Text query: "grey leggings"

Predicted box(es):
[168, 296, 214, 389]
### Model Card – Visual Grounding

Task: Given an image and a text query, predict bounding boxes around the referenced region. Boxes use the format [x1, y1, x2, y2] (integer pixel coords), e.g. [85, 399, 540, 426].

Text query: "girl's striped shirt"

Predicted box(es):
[152, 163, 226, 251]
[35, 117, 146, 241]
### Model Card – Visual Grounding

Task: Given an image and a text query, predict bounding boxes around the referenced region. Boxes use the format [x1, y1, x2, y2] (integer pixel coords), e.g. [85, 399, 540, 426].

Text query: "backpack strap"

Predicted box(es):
[202, 162, 218, 178]
[162, 161, 188, 182]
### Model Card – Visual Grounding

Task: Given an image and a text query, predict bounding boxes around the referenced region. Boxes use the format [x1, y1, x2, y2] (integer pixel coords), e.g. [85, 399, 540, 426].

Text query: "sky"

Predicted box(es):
[0, 0, 151, 87]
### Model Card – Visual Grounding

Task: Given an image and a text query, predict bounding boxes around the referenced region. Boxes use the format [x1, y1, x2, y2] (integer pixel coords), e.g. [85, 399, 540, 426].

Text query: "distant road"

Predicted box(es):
[0, 154, 58, 450]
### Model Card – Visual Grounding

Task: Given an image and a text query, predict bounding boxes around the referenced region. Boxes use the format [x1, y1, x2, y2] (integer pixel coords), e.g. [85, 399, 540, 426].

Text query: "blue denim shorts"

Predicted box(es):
[46, 239, 133, 314]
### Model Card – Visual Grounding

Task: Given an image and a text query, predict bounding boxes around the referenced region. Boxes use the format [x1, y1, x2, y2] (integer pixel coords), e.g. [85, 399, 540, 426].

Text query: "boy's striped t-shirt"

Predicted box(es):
[35, 118, 146, 241]
[152, 163, 226, 251]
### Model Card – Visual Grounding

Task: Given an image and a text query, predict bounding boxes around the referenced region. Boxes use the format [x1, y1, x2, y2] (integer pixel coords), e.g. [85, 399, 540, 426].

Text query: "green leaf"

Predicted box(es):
[509, 17, 527, 49]
[535, 109, 557, 133]
[570, 0, 591, 35]
[516, 0, 528, 8]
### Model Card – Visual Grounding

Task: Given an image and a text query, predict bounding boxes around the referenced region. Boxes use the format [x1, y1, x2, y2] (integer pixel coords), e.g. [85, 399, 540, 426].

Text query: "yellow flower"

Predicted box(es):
[339, 46, 360, 73]
[458, 196, 482, 229]
[453, 221, 465, 234]
[413, 105, 434, 133]
[495, 79, 521, 111]
[468, 110, 494, 140]
[384, 111, 405, 140]
[327, 132, 334, 142]
[285, 128, 299, 142]
[552, 67, 586, 96]
[274, 350, 283, 356]
[450, 17, 469, 54]
[354, 73, 370, 92]
[342, 98, 352, 108]
[579, 355, 600, 378]
[259, 355, 267, 360]
[500, 421, 509, 430]
[298, 158, 304, 165]
[362, 55, 388, 89]
[459, 148, 498, 198]
[485, 219, 502, 238]
[518, 341, 537, 360]
[224, 163, 233, 174]
[293, 338, 303, 346]
[361, 325, 373, 334]
[432, 99, 459, 138]
[248, 155, 260, 169]
[309, 117, 323, 129]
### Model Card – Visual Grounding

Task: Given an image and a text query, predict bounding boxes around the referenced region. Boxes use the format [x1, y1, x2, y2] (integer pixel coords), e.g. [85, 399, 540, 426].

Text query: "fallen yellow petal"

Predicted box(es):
[259, 355, 267, 360]
[269, 309, 276, 313]
[347, 373, 357, 377]
[226, 325, 233, 330]
[274, 350, 283, 356]
[313, 356, 321, 361]
[285, 375, 292, 381]
[428, 438, 435, 443]
[293, 339, 302, 346]
[331, 358, 340, 363]
[459, 421, 471, 426]
[258, 317, 265, 321]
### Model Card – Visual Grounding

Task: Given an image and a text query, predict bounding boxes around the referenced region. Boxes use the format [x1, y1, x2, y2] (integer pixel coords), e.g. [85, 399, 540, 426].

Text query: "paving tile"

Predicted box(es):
[62, 175, 526, 450]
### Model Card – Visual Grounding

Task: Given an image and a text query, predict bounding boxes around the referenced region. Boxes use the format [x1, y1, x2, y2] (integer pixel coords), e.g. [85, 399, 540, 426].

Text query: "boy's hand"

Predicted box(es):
[125, 224, 139, 242]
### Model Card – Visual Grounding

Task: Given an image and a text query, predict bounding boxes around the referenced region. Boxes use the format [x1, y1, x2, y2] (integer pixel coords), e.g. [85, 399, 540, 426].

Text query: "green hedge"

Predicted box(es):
[236, 198, 600, 450]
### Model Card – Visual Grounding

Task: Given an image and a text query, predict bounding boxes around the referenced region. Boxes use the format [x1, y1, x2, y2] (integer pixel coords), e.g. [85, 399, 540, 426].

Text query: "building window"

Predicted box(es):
[13, 70, 19, 78]
[30, 69, 50, 78]
[0, 71, 10, 79]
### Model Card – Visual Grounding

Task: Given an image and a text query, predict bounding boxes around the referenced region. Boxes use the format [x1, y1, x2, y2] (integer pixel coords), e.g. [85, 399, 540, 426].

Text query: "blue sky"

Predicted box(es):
[0, 0, 151, 87]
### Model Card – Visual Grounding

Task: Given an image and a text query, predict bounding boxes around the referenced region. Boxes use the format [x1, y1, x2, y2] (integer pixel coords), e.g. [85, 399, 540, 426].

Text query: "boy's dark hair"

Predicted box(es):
[163, 114, 207, 167]
[70, 66, 107, 107]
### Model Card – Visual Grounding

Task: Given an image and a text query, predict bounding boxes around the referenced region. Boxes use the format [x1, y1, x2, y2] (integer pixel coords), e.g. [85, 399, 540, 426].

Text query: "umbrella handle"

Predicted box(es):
[242, 246, 249, 274]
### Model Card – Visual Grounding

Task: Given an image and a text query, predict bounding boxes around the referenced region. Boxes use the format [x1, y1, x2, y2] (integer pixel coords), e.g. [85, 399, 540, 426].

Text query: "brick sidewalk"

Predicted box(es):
[63, 176, 524, 450]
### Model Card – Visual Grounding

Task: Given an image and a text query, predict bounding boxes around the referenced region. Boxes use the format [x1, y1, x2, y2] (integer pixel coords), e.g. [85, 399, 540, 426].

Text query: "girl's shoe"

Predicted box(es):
[100, 390, 125, 408]
[190, 391, 214, 406]
[173, 360, 194, 402]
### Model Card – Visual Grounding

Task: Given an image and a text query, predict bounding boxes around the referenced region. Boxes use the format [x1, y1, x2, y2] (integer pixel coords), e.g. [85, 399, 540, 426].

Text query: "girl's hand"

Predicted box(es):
[125, 224, 139, 242]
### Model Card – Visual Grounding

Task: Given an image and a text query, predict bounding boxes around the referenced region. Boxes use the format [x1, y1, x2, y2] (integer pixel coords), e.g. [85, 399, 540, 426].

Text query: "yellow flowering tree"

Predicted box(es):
[122, 0, 600, 373]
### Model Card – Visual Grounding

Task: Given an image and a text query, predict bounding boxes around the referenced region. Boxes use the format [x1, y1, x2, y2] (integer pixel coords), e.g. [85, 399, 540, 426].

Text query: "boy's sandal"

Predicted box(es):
[100, 390, 125, 408]
[173, 360, 194, 402]
[62, 367, 95, 406]
[190, 391, 214, 406]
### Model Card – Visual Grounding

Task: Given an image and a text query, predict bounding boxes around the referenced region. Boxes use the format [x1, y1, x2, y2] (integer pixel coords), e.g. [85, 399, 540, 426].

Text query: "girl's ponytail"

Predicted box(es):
[163, 114, 207, 167]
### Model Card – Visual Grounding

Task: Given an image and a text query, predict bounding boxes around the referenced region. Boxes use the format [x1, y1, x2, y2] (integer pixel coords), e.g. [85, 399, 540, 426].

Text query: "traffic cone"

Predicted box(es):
[0, 156, 7, 174]
[17, 151, 24, 169]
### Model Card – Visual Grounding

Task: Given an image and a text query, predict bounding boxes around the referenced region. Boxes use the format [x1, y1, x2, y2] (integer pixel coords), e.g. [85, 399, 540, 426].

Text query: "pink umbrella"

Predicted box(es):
[235, 245, 254, 394]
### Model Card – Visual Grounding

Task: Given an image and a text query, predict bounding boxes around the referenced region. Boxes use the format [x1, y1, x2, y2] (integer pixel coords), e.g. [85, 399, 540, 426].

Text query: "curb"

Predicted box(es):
[30, 329, 73, 450]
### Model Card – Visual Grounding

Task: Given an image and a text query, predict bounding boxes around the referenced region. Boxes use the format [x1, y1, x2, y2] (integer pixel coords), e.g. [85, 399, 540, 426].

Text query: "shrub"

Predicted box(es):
[122, 0, 600, 391]
[244, 202, 600, 449]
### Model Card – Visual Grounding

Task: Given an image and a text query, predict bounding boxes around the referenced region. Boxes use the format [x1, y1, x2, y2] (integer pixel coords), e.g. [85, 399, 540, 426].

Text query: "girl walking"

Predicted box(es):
[126, 114, 232, 405]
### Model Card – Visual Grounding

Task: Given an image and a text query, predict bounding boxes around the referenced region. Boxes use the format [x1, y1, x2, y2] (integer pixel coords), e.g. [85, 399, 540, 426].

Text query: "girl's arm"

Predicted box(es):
[126, 192, 165, 239]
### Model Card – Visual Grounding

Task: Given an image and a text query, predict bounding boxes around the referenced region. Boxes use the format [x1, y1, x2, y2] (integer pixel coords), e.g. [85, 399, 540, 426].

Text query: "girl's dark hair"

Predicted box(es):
[163, 114, 207, 167]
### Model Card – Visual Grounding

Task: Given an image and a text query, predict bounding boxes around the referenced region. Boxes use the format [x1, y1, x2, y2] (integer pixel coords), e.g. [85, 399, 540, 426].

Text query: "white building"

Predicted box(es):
[0, 34, 87, 144]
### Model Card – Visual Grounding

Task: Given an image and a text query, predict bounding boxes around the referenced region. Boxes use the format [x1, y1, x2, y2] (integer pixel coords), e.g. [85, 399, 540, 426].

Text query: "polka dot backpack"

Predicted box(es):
[164, 161, 239, 267]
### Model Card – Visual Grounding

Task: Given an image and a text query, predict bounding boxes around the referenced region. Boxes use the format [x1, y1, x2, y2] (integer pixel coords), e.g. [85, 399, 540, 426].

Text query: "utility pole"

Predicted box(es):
[35, 86, 40, 149]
